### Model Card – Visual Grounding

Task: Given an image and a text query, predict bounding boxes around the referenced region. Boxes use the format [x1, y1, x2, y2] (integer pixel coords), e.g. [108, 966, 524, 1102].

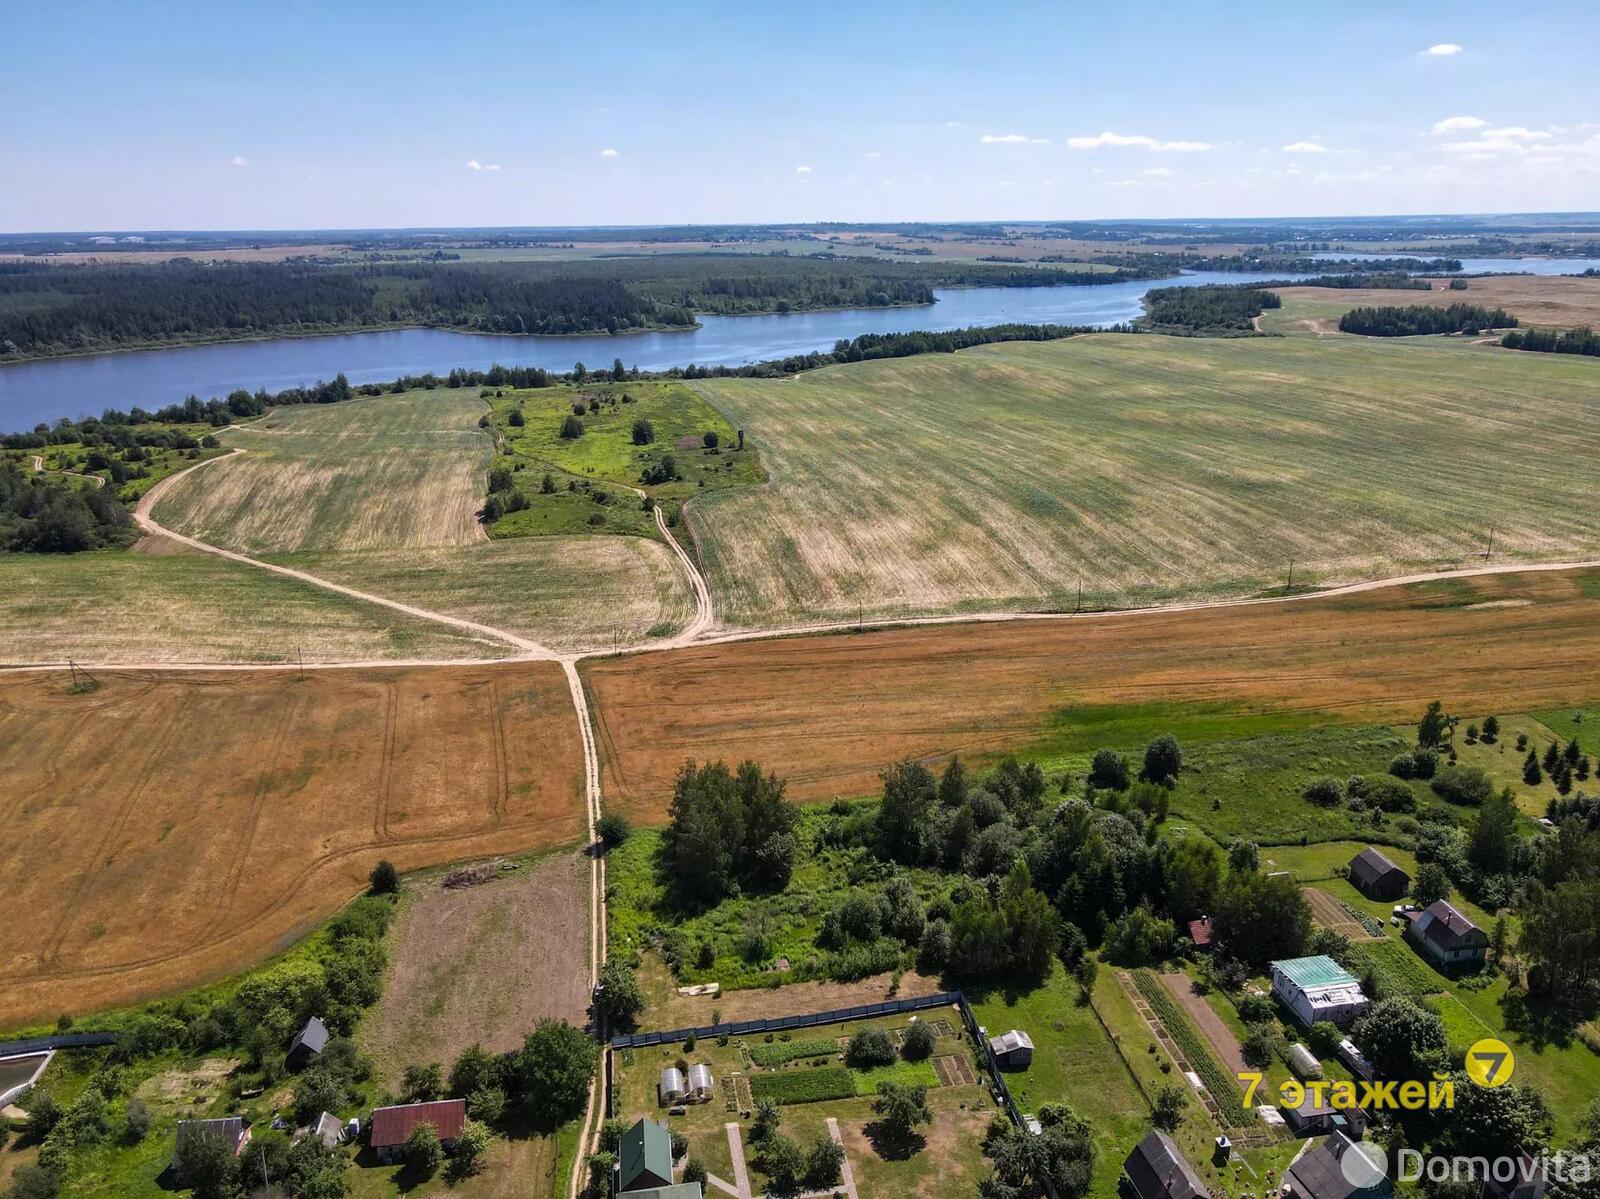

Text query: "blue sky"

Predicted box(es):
[3, 0, 1598, 231]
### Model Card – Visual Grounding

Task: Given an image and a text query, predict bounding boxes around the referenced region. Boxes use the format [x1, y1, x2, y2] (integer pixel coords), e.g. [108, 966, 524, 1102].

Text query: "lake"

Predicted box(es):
[0, 267, 1322, 432]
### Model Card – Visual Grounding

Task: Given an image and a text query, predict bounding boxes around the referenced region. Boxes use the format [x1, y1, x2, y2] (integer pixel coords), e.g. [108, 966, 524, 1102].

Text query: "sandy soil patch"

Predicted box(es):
[1159, 974, 1246, 1076]
[362, 852, 590, 1088]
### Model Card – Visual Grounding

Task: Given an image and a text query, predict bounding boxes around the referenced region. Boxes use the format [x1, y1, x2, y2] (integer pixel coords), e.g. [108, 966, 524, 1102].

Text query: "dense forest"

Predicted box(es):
[1338, 303, 1518, 336]
[0, 462, 134, 552]
[1501, 326, 1600, 357]
[0, 255, 1168, 358]
[1185, 254, 1462, 274]
[1141, 285, 1279, 333]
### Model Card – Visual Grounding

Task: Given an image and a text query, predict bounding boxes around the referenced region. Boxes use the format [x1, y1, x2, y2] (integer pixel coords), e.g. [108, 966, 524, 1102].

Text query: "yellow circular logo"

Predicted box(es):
[1466, 1038, 1514, 1088]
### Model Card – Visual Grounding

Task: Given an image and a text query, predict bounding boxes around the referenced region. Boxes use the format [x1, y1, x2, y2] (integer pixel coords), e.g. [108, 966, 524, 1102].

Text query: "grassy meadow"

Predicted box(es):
[691, 333, 1600, 627]
[0, 544, 505, 664]
[151, 389, 494, 552]
[485, 378, 763, 538]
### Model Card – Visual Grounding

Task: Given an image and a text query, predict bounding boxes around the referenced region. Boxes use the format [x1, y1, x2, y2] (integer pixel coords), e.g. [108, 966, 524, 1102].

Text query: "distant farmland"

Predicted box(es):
[0, 664, 586, 1025]
[583, 567, 1600, 821]
[691, 333, 1600, 628]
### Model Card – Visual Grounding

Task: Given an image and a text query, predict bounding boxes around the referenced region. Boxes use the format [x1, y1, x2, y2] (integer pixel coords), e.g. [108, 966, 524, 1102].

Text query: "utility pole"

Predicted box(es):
[1484, 527, 1495, 560]
[1285, 560, 1295, 595]
[1076, 579, 1083, 613]
[297, 645, 305, 683]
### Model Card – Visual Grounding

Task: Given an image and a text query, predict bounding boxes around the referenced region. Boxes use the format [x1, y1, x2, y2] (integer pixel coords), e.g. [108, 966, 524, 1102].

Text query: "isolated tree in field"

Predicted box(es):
[872, 1081, 932, 1149]
[368, 860, 399, 895]
[1524, 750, 1544, 786]
[1353, 997, 1448, 1081]
[1412, 862, 1451, 907]
[754, 1132, 804, 1192]
[1213, 870, 1309, 967]
[559, 414, 584, 439]
[631, 419, 655, 445]
[1140, 734, 1183, 786]
[402, 1061, 443, 1103]
[1151, 1083, 1186, 1132]
[573, 362, 587, 381]
[804, 1136, 845, 1189]
[406, 1122, 444, 1176]
[1469, 789, 1519, 876]
[596, 958, 645, 1026]
[540, 471, 556, 494]
[612, 357, 626, 381]
[1087, 749, 1130, 791]
[901, 1020, 935, 1061]
[508, 1019, 599, 1123]
[845, 1028, 896, 1068]
[752, 1099, 782, 1142]
[1482, 715, 1500, 742]
[176, 1127, 241, 1199]
[703, 430, 719, 449]
[508, 407, 525, 427]
[596, 811, 631, 849]
[1417, 700, 1450, 748]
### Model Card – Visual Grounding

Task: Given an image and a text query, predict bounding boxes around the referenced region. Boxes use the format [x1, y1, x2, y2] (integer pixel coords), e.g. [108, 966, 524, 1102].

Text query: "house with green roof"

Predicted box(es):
[1271, 955, 1370, 1027]
[618, 1118, 702, 1198]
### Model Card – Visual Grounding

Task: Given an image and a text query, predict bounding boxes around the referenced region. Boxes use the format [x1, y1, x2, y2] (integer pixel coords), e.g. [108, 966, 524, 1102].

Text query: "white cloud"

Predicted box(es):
[1281, 141, 1328, 153]
[1431, 115, 1487, 134]
[599, 148, 620, 158]
[980, 133, 1049, 145]
[1142, 166, 1175, 177]
[863, 151, 881, 159]
[229, 155, 249, 168]
[795, 165, 812, 173]
[1422, 42, 1463, 56]
[1066, 131, 1211, 152]
[466, 160, 501, 171]
[1482, 126, 1552, 142]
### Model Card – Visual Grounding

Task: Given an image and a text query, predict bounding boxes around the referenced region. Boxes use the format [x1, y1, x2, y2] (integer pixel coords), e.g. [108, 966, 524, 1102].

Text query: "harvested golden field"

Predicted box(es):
[360, 852, 590, 1090]
[274, 535, 694, 653]
[583, 568, 1600, 820]
[690, 334, 1600, 627]
[0, 541, 507, 665]
[151, 390, 493, 552]
[0, 663, 585, 1025]
[1267, 273, 1600, 334]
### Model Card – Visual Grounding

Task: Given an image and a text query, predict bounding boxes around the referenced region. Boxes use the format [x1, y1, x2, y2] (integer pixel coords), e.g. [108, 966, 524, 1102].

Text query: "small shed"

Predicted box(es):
[619, 1119, 675, 1193]
[311, 1111, 343, 1149]
[658, 1066, 686, 1106]
[1287, 1043, 1323, 1080]
[988, 1029, 1034, 1069]
[1283, 1095, 1366, 1139]
[286, 1016, 330, 1071]
[1347, 849, 1410, 902]
[1187, 917, 1214, 952]
[1336, 1038, 1373, 1080]
[1120, 1129, 1208, 1199]
[686, 1063, 714, 1102]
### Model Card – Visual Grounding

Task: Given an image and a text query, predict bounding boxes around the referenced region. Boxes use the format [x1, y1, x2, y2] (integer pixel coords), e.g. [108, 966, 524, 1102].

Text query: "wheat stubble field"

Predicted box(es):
[583, 567, 1600, 821]
[690, 334, 1600, 628]
[0, 663, 586, 1026]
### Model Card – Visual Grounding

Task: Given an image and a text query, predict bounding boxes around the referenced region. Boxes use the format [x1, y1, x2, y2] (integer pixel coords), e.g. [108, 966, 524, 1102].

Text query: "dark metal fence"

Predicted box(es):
[0, 1032, 119, 1057]
[608, 991, 963, 1049]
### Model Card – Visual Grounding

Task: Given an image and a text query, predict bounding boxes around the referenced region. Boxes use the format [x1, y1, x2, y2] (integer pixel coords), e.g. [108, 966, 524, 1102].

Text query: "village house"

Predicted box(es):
[1120, 1129, 1208, 1199]
[368, 1099, 467, 1165]
[1404, 900, 1489, 971]
[1347, 848, 1410, 901]
[285, 1015, 329, 1071]
[1284, 1131, 1391, 1199]
[1271, 956, 1371, 1027]
[617, 1118, 703, 1197]
[172, 1117, 251, 1175]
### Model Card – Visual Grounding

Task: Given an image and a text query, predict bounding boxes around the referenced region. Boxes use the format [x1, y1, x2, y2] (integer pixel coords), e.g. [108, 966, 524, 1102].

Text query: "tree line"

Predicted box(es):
[1501, 326, 1600, 358]
[1338, 303, 1518, 336]
[1141, 284, 1280, 333]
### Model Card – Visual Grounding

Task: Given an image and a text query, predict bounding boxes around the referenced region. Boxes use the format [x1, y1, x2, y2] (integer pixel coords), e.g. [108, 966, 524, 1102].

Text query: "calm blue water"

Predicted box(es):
[1311, 252, 1600, 276]
[2, 269, 1307, 432]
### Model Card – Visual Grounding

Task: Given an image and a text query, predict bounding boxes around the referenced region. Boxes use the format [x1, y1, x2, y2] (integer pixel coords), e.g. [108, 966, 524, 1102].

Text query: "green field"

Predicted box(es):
[152, 390, 495, 552]
[271, 536, 694, 653]
[691, 333, 1600, 627]
[0, 546, 503, 664]
[485, 379, 763, 537]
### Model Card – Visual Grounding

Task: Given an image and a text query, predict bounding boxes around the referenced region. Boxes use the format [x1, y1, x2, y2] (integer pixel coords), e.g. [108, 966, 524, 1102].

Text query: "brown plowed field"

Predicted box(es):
[0, 664, 585, 1026]
[583, 567, 1600, 819]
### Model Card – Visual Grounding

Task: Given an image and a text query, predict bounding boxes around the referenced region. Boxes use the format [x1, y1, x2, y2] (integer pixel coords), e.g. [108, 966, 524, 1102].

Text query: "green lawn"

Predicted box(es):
[486, 379, 763, 537]
[691, 332, 1600, 627]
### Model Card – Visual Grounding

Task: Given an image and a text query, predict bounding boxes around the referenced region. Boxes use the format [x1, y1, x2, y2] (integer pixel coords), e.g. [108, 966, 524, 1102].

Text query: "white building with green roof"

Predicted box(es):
[1271, 955, 1370, 1028]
